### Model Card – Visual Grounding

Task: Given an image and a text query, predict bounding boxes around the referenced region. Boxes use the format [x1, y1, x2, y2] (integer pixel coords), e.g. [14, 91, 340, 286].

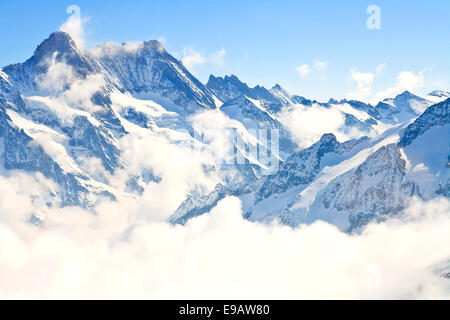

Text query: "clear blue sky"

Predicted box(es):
[0, 0, 449, 102]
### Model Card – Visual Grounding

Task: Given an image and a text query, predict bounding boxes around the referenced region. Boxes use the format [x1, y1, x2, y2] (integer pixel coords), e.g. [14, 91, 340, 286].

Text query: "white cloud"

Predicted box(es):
[346, 64, 426, 103]
[59, 5, 88, 50]
[117, 127, 220, 222]
[314, 60, 327, 69]
[277, 103, 368, 149]
[89, 42, 144, 58]
[347, 68, 375, 101]
[181, 47, 227, 71]
[0, 180, 449, 299]
[181, 47, 206, 70]
[36, 54, 77, 93]
[188, 108, 269, 173]
[296, 64, 311, 78]
[297, 61, 327, 78]
[156, 36, 167, 45]
[32, 56, 106, 124]
[209, 48, 227, 67]
[371, 71, 425, 103]
[376, 63, 387, 74]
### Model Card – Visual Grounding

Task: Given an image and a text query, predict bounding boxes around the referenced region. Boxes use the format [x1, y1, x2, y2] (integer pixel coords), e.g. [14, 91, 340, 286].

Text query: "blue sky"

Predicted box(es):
[0, 0, 448, 102]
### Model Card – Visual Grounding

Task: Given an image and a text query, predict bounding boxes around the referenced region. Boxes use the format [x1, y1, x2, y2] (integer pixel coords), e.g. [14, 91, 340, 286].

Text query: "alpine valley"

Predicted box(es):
[1, 30, 449, 234]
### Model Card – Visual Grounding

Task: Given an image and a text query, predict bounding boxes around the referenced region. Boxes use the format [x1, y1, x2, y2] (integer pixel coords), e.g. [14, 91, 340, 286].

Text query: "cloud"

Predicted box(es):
[116, 125, 221, 222]
[36, 54, 77, 93]
[209, 48, 227, 67]
[181, 47, 227, 71]
[156, 36, 167, 45]
[346, 64, 426, 103]
[31, 56, 106, 124]
[297, 61, 327, 78]
[277, 103, 369, 149]
[376, 63, 387, 74]
[0, 177, 449, 299]
[314, 60, 327, 69]
[89, 42, 144, 58]
[346, 68, 375, 101]
[59, 5, 88, 50]
[371, 71, 425, 103]
[188, 108, 267, 173]
[296, 64, 311, 78]
[181, 47, 206, 69]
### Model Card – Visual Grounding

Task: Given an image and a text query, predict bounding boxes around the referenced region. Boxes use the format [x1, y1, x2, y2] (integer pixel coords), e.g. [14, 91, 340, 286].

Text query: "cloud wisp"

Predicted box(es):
[296, 64, 311, 78]
[296, 60, 327, 79]
[59, 5, 89, 50]
[347, 64, 426, 103]
[278, 102, 370, 149]
[181, 47, 227, 72]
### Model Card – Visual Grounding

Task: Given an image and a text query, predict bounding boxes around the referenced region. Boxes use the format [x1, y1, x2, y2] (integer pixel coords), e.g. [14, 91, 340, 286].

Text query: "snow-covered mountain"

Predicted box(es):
[93, 40, 219, 113]
[427, 90, 450, 103]
[374, 90, 435, 124]
[172, 98, 449, 231]
[0, 31, 283, 212]
[206, 74, 312, 113]
[0, 30, 448, 232]
[206, 75, 432, 141]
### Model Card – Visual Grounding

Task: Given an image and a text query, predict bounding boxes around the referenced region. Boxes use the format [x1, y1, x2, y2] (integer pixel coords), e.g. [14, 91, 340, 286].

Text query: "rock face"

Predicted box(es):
[170, 133, 370, 226]
[256, 134, 365, 202]
[96, 40, 217, 113]
[206, 75, 292, 113]
[206, 75, 256, 103]
[320, 144, 410, 231]
[62, 115, 122, 173]
[0, 105, 114, 206]
[0, 71, 26, 112]
[207, 75, 315, 110]
[399, 98, 450, 147]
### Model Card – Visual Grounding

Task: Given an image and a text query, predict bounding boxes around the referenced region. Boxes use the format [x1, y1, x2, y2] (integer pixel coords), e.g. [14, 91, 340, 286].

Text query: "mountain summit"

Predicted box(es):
[94, 39, 217, 112]
[33, 31, 80, 61]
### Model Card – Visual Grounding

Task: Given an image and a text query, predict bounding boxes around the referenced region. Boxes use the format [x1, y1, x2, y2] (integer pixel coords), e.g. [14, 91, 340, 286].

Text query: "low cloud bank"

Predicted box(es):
[0, 172, 449, 299]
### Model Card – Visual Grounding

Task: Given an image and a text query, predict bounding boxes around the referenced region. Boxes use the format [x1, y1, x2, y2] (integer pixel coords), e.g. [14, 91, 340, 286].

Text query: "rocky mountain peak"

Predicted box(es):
[33, 31, 79, 60]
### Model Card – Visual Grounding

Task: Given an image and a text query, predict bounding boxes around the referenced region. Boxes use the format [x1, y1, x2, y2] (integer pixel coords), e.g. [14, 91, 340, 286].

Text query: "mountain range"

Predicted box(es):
[0, 31, 449, 232]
